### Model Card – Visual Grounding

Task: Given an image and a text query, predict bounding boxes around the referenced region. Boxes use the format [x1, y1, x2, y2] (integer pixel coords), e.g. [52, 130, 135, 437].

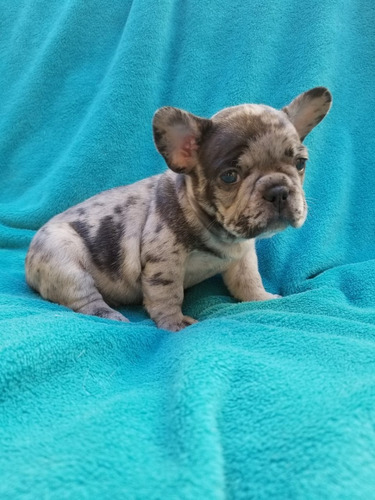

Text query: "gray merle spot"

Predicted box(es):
[155, 175, 223, 252]
[285, 147, 294, 158]
[306, 87, 330, 100]
[70, 216, 124, 278]
[146, 255, 164, 263]
[125, 195, 139, 207]
[315, 114, 326, 125]
[148, 272, 173, 286]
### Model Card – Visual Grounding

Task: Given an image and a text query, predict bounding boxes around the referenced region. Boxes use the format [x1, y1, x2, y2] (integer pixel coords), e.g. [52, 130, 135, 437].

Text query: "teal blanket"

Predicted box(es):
[2, 1, 375, 498]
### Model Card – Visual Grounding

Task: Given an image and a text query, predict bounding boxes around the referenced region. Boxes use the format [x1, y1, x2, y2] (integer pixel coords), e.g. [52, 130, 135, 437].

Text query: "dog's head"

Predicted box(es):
[153, 87, 332, 240]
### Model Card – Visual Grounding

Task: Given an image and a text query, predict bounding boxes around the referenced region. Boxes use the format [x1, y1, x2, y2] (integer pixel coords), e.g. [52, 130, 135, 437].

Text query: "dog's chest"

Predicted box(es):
[183, 250, 230, 288]
[183, 238, 251, 288]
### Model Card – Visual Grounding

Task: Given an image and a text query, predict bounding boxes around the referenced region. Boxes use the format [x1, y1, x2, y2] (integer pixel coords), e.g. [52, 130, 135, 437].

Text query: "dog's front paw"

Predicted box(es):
[157, 314, 198, 332]
[263, 292, 282, 300]
[246, 291, 282, 301]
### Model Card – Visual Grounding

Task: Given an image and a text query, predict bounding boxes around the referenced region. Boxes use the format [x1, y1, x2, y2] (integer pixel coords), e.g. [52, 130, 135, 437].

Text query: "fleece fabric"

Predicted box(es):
[1, 0, 375, 498]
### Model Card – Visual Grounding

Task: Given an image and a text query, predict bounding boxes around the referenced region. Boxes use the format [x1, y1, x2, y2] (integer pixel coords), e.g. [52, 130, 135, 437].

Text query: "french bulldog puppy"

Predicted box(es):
[25, 87, 332, 331]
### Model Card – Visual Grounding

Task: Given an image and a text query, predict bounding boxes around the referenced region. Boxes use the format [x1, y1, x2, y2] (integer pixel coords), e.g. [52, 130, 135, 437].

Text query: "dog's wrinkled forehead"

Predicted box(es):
[200, 104, 303, 173]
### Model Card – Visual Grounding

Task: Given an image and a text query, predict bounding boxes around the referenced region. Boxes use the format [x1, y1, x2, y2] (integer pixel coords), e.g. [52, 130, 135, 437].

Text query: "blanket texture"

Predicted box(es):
[1, 0, 375, 498]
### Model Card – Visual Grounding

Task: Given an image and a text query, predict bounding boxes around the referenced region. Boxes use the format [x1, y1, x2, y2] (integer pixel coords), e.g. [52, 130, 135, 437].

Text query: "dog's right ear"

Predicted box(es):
[153, 107, 211, 174]
[282, 87, 332, 141]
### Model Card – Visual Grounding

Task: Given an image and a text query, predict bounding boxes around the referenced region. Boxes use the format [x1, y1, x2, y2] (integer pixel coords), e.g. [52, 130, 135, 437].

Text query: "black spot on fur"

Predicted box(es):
[153, 127, 165, 146]
[70, 217, 124, 278]
[26, 253, 34, 267]
[114, 205, 123, 215]
[305, 87, 330, 100]
[236, 214, 251, 233]
[153, 127, 162, 140]
[30, 238, 53, 264]
[285, 147, 294, 158]
[146, 255, 165, 264]
[70, 220, 90, 241]
[156, 175, 229, 254]
[126, 195, 139, 207]
[40, 253, 51, 264]
[153, 126, 168, 158]
[315, 114, 326, 125]
[155, 223, 163, 233]
[93, 307, 115, 318]
[155, 175, 199, 250]
[148, 272, 173, 286]
[77, 208, 86, 216]
[170, 165, 186, 174]
[31, 238, 44, 253]
[326, 94, 332, 103]
[199, 122, 249, 180]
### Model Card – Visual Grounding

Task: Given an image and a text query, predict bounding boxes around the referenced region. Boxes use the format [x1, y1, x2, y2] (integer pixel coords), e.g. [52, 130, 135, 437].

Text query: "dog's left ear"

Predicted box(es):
[153, 107, 211, 173]
[282, 87, 332, 141]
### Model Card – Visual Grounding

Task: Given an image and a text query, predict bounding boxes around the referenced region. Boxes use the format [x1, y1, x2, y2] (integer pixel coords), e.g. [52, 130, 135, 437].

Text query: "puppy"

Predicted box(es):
[25, 87, 332, 331]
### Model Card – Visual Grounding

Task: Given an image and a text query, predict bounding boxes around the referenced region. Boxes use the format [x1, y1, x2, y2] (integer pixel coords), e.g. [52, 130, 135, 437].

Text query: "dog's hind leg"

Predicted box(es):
[25, 223, 129, 322]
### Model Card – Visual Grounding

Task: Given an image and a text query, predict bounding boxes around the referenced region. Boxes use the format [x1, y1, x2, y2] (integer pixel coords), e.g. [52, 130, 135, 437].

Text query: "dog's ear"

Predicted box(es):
[153, 107, 211, 173]
[282, 87, 332, 141]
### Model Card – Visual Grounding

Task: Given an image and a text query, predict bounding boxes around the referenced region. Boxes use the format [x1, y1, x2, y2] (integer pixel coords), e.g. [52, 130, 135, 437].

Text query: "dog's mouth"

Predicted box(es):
[192, 190, 306, 241]
[228, 206, 306, 240]
[223, 188, 308, 239]
[229, 215, 287, 239]
[199, 206, 304, 241]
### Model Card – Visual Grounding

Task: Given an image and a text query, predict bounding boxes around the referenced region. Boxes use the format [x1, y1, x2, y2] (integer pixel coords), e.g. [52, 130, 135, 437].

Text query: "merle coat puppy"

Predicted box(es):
[25, 87, 332, 331]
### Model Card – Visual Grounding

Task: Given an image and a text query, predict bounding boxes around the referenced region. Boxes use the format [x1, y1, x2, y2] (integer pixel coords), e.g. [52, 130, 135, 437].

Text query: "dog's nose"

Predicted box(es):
[263, 185, 289, 207]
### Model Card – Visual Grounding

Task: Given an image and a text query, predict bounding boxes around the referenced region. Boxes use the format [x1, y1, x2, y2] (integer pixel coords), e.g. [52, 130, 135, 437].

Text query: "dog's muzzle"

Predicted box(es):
[262, 184, 290, 212]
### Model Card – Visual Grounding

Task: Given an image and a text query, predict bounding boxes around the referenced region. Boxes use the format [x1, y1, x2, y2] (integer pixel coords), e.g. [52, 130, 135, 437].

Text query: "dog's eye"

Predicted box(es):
[296, 158, 307, 171]
[220, 170, 239, 184]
